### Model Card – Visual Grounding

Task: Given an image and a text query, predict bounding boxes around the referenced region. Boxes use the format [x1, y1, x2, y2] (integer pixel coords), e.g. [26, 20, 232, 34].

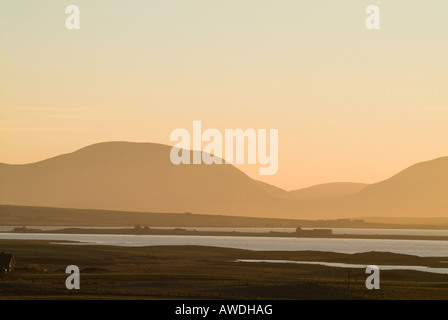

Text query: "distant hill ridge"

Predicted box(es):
[0, 141, 446, 218]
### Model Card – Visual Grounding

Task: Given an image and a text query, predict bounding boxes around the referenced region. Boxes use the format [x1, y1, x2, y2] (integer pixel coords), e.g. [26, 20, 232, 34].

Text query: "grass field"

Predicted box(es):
[1, 240, 447, 300]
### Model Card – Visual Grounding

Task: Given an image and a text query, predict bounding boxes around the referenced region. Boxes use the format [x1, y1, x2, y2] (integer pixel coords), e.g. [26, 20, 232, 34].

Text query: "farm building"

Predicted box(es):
[0, 252, 16, 274]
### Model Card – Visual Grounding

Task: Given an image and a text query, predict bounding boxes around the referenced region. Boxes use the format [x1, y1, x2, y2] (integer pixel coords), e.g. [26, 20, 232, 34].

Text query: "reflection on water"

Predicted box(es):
[237, 259, 448, 275]
[1, 232, 448, 257]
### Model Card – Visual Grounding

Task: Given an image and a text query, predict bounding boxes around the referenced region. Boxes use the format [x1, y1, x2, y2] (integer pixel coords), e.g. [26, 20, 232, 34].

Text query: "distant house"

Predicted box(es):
[0, 252, 16, 274]
[295, 226, 332, 237]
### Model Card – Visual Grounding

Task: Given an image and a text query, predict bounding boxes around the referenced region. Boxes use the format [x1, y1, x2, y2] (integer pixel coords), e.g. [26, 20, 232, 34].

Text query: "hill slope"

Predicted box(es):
[0, 142, 446, 218]
[339, 157, 448, 217]
[290, 182, 368, 200]
[0, 142, 293, 217]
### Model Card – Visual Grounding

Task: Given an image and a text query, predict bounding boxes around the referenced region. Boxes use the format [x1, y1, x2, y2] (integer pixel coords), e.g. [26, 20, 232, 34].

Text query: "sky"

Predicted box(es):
[1, 0, 447, 190]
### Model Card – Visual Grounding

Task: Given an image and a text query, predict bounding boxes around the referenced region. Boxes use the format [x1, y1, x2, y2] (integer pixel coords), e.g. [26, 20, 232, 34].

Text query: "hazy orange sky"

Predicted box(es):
[1, 1, 447, 190]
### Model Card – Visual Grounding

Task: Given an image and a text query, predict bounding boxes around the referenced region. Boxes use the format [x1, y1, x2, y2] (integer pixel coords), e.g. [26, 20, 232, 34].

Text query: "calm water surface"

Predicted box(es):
[237, 259, 448, 275]
[1, 233, 447, 257]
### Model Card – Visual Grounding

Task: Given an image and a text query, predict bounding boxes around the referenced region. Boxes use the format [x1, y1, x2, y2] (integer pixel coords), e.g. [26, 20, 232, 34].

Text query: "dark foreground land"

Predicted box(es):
[1, 240, 447, 300]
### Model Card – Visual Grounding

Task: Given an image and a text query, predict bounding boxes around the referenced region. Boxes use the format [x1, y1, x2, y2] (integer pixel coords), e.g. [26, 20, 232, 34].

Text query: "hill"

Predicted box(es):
[0, 142, 292, 217]
[0, 142, 446, 219]
[290, 182, 368, 200]
[337, 157, 448, 217]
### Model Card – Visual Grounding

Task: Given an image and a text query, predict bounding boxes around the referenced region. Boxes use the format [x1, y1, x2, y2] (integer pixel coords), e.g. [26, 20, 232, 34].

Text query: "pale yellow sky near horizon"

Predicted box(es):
[1, 1, 447, 190]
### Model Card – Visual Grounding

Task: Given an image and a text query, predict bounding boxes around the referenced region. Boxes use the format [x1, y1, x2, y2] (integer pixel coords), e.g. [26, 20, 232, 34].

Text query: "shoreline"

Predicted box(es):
[4, 226, 448, 241]
[2, 205, 448, 231]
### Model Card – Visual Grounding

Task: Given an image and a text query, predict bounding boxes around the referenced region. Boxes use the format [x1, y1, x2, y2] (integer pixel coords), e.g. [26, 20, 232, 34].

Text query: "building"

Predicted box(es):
[0, 252, 16, 274]
[295, 226, 332, 237]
